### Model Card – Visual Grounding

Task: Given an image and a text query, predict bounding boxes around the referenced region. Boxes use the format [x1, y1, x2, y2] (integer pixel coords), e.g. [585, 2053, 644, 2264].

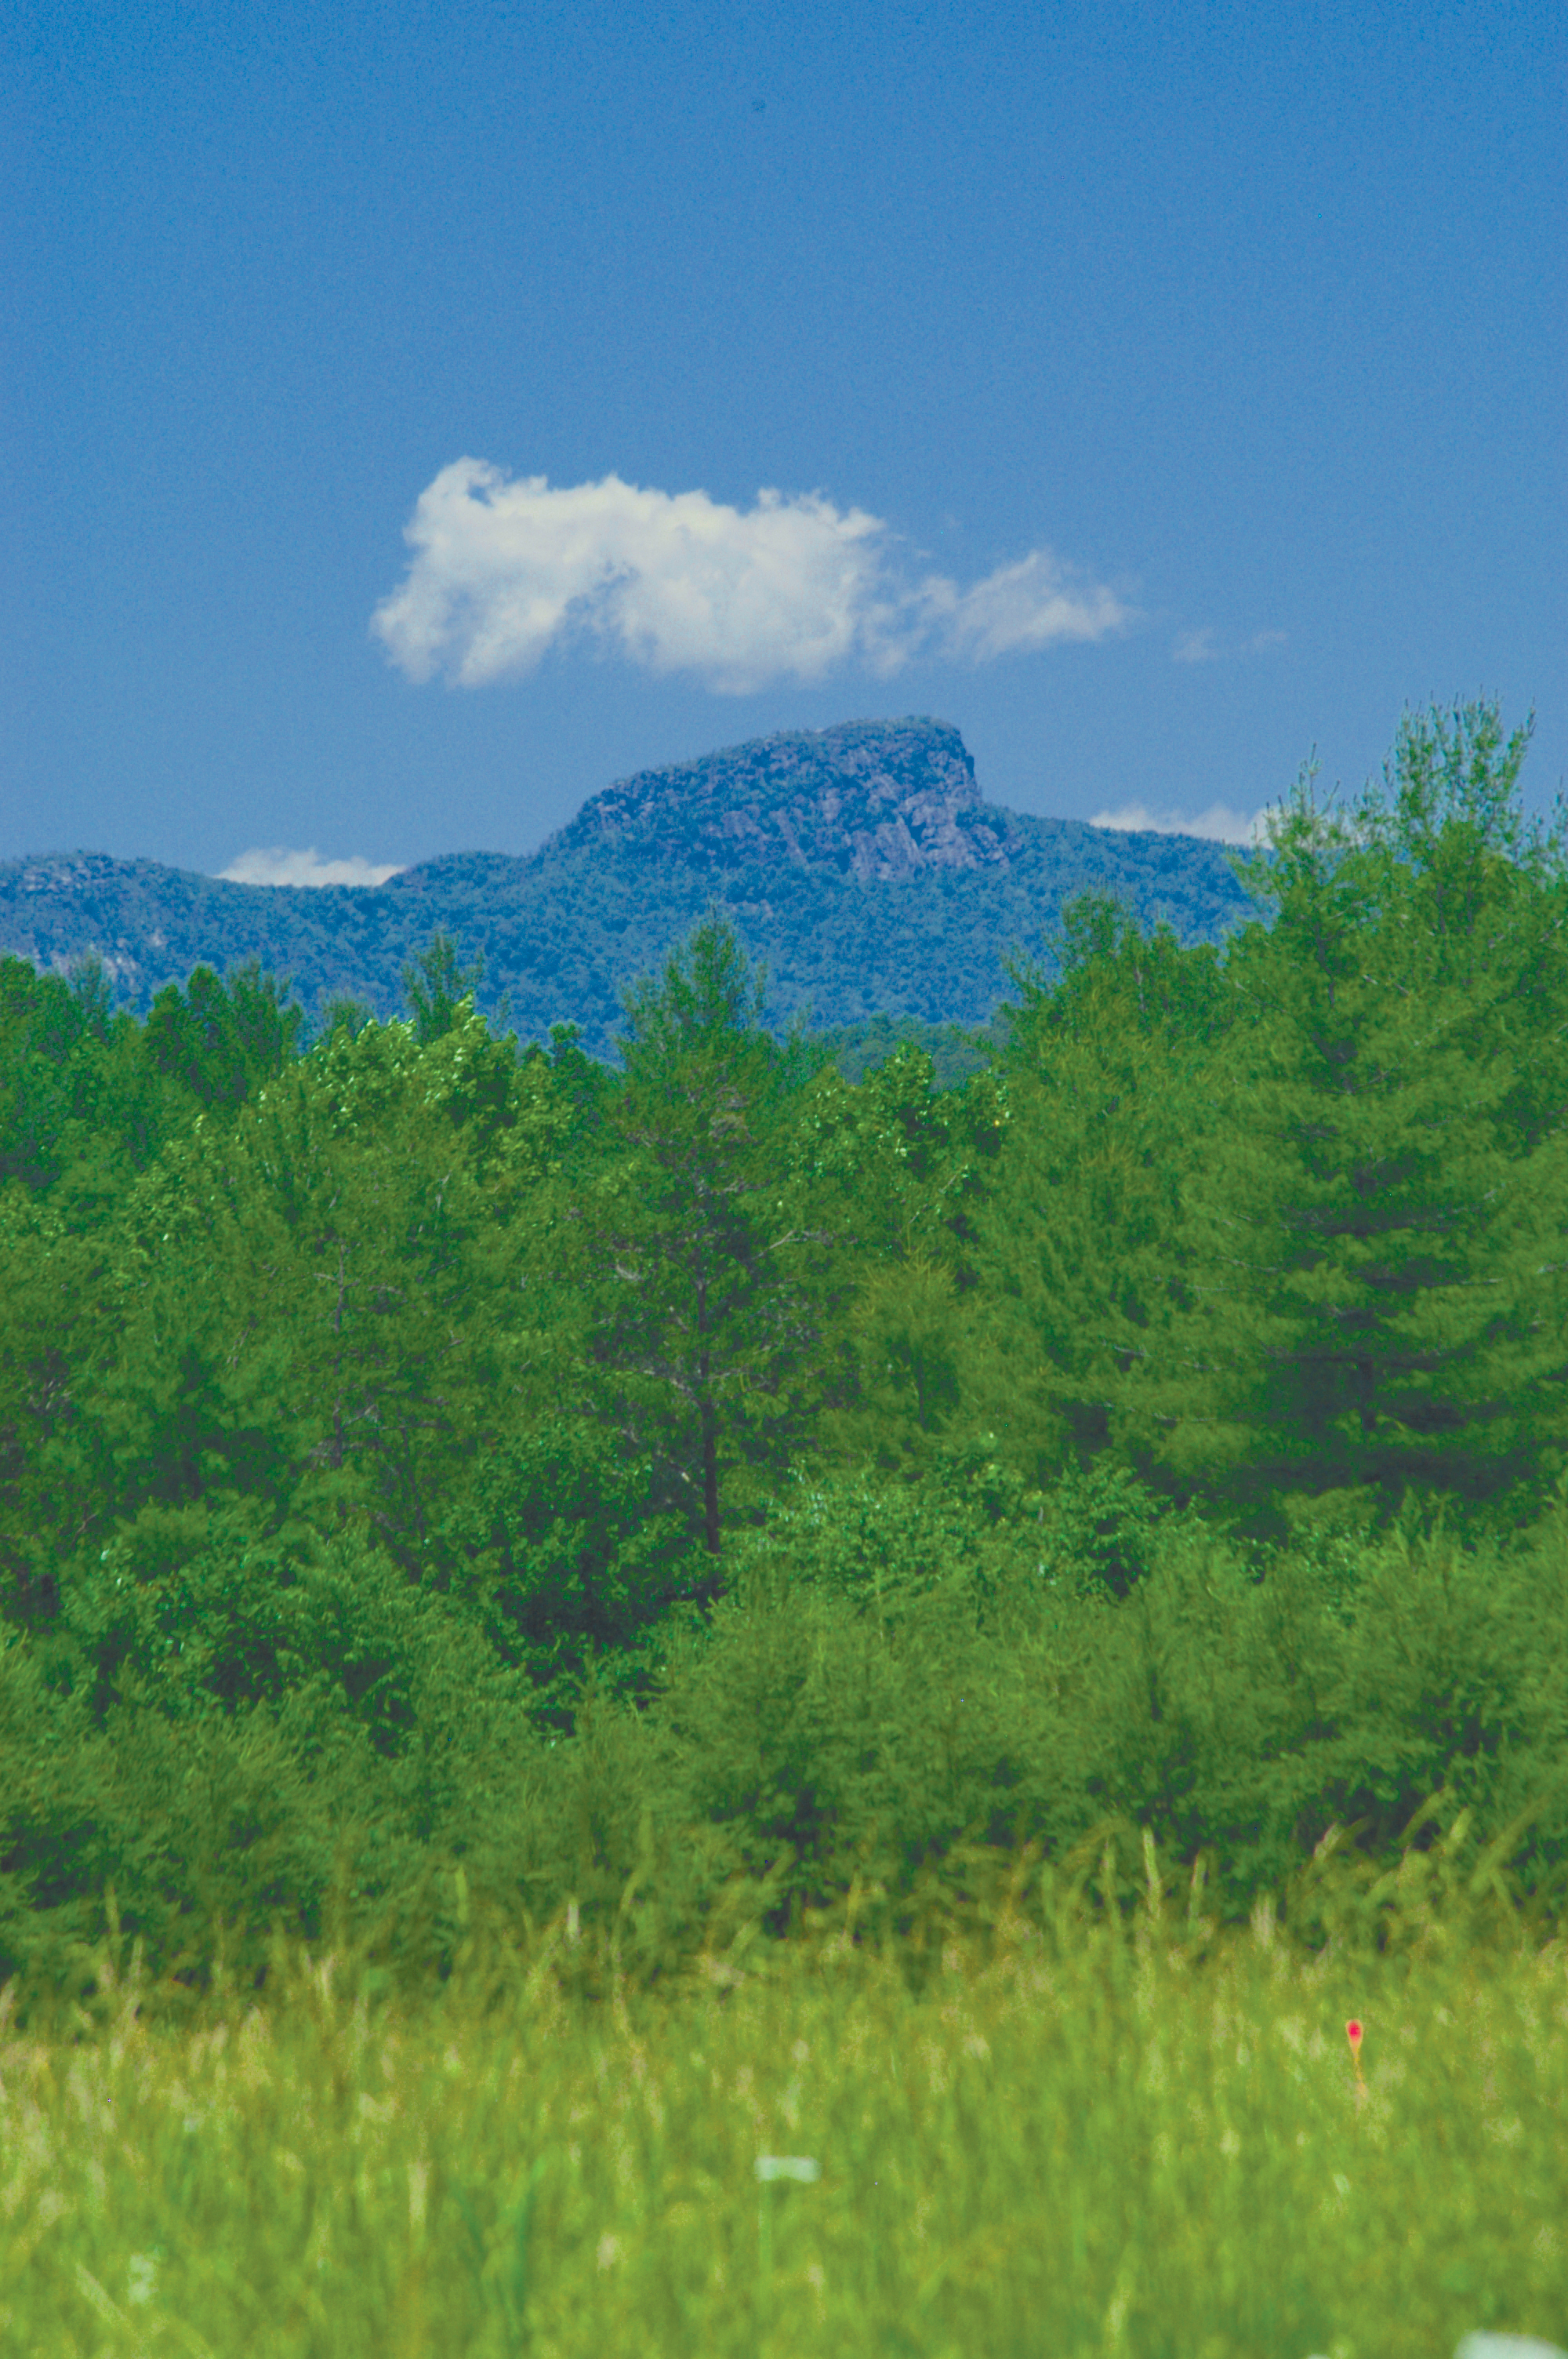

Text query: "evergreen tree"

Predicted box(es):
[142, 961, 303, 1111]
[401, 931, 485, 1045]
[0, 956, 170, 1200]
[1156, 703, 1568, 1520]
[793, 1039, 1007, 1474]
[572, 917, 826, 1555]
[964, 896, 1233, 1482]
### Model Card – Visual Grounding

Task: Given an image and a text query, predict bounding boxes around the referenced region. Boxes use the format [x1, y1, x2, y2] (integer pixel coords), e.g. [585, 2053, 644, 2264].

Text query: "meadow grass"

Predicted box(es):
[3, 1859, 1566, 2359]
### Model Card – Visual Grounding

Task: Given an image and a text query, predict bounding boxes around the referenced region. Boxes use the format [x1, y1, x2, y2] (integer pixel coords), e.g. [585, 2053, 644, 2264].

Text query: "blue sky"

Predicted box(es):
[5, 0, 1563, 879]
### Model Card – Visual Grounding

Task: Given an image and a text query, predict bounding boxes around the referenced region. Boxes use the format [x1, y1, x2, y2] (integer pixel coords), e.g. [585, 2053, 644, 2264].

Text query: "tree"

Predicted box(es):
[16, 1004, 568, 1594]
[1155, 702, 1568, 1521]
[960, 896, 1234, 1484]
[142, 962, 303, 1111]
[401, 932, 485, 1045]
[791, 1038, 1007, 1474]
[572, 917, 826, 1556]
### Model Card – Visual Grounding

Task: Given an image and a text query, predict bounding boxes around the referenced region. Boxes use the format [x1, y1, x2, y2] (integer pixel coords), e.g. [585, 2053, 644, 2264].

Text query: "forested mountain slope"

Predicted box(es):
[0, 718, 1251, 1052]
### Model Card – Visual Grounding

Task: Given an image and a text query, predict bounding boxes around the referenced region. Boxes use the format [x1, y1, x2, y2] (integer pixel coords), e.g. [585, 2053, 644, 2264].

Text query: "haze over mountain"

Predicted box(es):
[0, 720, 1254, 1056]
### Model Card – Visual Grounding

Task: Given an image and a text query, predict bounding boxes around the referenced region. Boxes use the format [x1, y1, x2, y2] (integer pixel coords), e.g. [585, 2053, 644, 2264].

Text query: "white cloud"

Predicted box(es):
[372, 461, 1131, 692]
[1174, 625, 1287, 663]
[1090, 801, 1276, 846]
[927, 550, 1130, 660]
[219, 848, 404, 888]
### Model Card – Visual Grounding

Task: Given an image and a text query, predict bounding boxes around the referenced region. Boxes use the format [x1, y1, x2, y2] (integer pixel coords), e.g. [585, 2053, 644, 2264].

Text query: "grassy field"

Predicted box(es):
[3, 1856, 1566, 2359]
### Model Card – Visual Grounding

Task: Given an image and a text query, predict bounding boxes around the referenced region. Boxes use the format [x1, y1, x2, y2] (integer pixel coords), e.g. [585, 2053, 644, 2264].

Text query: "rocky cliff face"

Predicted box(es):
[546, 718, 1014, 882]
[0, 853, 188, 993]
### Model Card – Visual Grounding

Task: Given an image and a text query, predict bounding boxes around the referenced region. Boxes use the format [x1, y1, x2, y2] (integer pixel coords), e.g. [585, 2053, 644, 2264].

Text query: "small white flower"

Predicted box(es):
[127, 2253, 157, 2306]
[1455, 2339, 1568, 2359]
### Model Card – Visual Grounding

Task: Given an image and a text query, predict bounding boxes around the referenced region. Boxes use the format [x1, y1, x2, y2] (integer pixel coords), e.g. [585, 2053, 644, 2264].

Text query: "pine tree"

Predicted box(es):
[965, 896, 1234, 1482]
[1156, 703, 1568, 1521]
[572, 917, 826, 1555]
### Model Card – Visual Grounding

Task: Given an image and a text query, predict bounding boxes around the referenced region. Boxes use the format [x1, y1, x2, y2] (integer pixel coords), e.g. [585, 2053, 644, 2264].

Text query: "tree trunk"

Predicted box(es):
[700, 1390, 720, 1554]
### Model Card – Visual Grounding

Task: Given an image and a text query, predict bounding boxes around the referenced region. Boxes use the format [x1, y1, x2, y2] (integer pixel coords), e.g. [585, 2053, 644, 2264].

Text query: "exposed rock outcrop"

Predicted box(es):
[548, 718, 1014, 882]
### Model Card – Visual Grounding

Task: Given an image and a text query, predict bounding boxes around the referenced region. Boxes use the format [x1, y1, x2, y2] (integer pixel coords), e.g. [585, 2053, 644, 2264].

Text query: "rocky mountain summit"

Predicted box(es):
[549, 718, 1013, 881]
[0, 718, 1254, 1051]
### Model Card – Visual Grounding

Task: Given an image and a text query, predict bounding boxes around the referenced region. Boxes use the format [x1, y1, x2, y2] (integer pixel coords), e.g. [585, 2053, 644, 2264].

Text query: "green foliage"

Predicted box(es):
[796, 1045, 1007, 1474]
[1155, 702, 1568, 1521]
[4, 704, 1568, 2012]
[401, 929, 487, 1044]
[0, 954, 174, 1203]
[441, 1416, 699, 1703]
[143, 961, 303, 1111]
[728, 1452, 1036, 1609]
[957, 900, 1229, 1481]
[1035, 1457, 1182, 1598]
[1, 1518, 540, 1987]
[570, 917, 833, 1554]
[4, 1466, 1568, 1987]
[817, 1011, 1008, 1088]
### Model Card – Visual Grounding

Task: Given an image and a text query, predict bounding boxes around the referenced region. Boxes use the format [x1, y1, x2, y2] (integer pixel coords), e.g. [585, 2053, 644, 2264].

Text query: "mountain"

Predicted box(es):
[0, 718, 1257, 1056]
[550, 714, 1007, 878]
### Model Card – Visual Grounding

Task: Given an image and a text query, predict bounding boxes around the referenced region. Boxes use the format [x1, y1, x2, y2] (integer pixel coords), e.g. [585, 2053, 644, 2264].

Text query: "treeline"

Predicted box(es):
[3, 700, 1567, 1992]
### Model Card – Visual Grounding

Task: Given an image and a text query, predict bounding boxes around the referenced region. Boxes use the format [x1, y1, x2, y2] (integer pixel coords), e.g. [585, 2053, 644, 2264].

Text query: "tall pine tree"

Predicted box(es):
[1154, 703, 1568, 1521]
[572, 917, 828, 1554]
[966, 896, 1234, 1482]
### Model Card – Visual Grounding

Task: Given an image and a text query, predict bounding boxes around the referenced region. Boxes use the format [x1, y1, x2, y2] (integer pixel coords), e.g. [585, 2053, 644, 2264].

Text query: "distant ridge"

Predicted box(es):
[0, 720, 1254, 1055]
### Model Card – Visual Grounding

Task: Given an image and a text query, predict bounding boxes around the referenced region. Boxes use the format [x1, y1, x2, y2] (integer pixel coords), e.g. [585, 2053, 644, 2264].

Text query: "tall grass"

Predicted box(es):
[5, 1855, 1566, 2357]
